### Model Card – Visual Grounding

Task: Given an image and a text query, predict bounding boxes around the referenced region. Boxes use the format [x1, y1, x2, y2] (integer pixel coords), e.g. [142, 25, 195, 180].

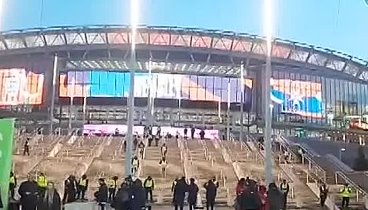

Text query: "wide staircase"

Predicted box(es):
[275, 136, 365, 209]
[28, 136, 104, 192]
[85, 136, 125, 197]
[185, 139, 229, 206]
[13, 134, 65, 179]
[204, 140, 238, 203]
[142, 138, 184, 204]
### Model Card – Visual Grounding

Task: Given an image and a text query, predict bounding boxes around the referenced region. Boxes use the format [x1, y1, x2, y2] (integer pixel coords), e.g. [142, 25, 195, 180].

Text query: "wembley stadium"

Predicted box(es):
[1, 25, 368, 137]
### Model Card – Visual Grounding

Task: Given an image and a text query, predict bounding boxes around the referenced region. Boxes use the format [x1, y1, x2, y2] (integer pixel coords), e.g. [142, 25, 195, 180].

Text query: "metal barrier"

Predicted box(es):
[335, 171, 367, 202]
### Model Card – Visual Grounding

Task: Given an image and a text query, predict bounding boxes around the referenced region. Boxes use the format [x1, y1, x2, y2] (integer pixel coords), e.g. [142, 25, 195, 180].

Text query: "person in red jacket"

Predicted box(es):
[258, 185, 268, 210]
[236, 178, 247, 197]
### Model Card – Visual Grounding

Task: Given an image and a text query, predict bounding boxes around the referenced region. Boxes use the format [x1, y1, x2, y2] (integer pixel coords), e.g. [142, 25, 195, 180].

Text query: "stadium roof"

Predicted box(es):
[0, 25, 367, 81]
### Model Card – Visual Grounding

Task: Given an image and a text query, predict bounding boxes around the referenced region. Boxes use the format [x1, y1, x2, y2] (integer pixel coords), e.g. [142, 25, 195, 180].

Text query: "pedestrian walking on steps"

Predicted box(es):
[9, 171, 17, 200]
[319, 183, 328, 207]
[161, 143, 168, 158]
[238, 181, 261, 210]
[148, 135, 153, 147]
[184, 127, 188, 139]
[188, 178, 199, 210]
[18, 175, 38, 210]
[111, 183, 130, 210]
[23, 137, 30, 156]
[204, 179, 218, 210]
[267, 183, 283, 210]
[173, 177, 188, 210]
[77, 174, 89, 200]
[340, 183, 352, 209]
[143, 176, 155, 203]
[279, 179, 289, 210]
[138, 141, 145, 159]
[191, 127, 195, 139]
[94, 178, 108, 210]
[159, 157, 168, 178]
[63, 175, 77, 204]
[38, 182, 62, 210]
[131, 156, 140, 175]
[108, 176, 118, 202]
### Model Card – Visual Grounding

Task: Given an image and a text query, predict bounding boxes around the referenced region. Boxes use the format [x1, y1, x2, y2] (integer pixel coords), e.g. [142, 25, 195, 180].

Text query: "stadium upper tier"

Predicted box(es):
[0, 25, 367, 81]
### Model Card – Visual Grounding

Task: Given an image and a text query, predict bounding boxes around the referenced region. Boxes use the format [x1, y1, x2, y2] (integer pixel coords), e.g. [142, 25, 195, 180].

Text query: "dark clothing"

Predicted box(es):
[77, 178, 88, 200]
[342, 197, 350, 208]
[188, 183, 199, 210]
[0, 188, 3, 208]
[23, 141, 30, 156]
[319, 185, 328, 207]
[237, 185, 261, 210]
[200, 130, 205, 140]
[108, 188, 117, 202]
[191, 128, 195, 139]
[173, 179, 188, 207]
[18, 181, 38, 210]
[111, 187, 130, 210]
[184, 128, 188, 136]
[38, 190, 62, 210]
[95, 183, 108, 203]
[131, 181, 146, 210]
[280, 183, 289, 210]
[204, 181, 218, 210]
[63, 178, 77, 203]
[267, 188, 283, 210]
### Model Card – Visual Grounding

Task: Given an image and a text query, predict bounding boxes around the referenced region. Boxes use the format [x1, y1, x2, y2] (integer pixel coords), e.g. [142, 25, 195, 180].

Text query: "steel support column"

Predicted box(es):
[49, 55, 58, 134]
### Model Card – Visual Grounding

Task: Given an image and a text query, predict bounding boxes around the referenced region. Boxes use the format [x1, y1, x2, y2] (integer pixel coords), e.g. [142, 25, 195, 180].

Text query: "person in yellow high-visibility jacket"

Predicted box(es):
[9, 171, 17, 199]
[144, 176, 155, 203]
[37, 173, 48, 196]
[107, 176, 118, 202]
[77, 174, 89, 200]
[340, 183, 352, 208]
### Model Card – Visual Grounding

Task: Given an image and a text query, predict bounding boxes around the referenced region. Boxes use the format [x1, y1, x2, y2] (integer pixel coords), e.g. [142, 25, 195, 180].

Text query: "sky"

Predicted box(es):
[1, 0, 368, 60]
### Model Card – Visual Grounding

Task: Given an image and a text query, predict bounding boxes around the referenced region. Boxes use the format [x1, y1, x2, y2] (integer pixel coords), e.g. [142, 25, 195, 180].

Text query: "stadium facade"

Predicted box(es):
[0, 25, 368, 134]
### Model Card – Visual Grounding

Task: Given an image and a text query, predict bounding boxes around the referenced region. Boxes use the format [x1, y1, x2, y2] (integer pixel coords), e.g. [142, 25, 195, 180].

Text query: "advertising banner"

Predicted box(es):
[0, 118, 15, 210]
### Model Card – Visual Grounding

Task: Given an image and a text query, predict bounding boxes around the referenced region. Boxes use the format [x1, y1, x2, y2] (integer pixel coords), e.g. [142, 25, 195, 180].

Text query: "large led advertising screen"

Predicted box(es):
[271, 78, 323, 118]
[0, 69, 44, 105]
[59, 71, 253, 109]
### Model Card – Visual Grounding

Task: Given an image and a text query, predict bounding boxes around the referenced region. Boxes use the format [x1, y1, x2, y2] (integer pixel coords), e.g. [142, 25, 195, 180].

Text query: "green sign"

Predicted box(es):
[0, 118, 15, 210]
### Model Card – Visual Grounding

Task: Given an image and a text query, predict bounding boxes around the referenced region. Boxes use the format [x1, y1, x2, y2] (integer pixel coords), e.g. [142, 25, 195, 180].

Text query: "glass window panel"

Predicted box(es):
[189, 75, 197, 100]
[181, 75, 190, 100]
[99, 71, 108, 96]
[115, 72, 124, 97]
[214, 76, 222, 89]
[197, 76, 207, 100]
[230, 78, 237, 102]
[221, 78, 229, 102]
[205, 76, 214, 101]
[214, 89, 222, 102]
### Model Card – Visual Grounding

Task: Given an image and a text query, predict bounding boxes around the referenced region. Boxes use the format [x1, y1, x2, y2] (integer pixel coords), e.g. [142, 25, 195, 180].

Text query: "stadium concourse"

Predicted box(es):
[11, 126, 324, 210]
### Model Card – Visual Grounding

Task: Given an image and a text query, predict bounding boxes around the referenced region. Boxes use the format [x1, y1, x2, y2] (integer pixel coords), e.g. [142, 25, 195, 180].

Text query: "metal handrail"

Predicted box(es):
[325, 154, 354, 173]
[335, 171, 367, 202]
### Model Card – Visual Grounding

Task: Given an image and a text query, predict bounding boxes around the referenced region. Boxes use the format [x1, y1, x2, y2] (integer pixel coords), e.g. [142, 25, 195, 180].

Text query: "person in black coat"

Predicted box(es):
[267, 183, 283, 210]
[203, 179, 218, 210]
[95, 178, 108, 210]
[18, 175, 38, 210]
[111, 183, 131, 210]
[38, 182, 62, 210]
[63, 175, 77, 204]
[173, 177, 188, 210]
[130, 178, 146, 210]
[188, 178, 199, 210]
[238, 182, 261, 210]
[191, 127, 195, 139]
